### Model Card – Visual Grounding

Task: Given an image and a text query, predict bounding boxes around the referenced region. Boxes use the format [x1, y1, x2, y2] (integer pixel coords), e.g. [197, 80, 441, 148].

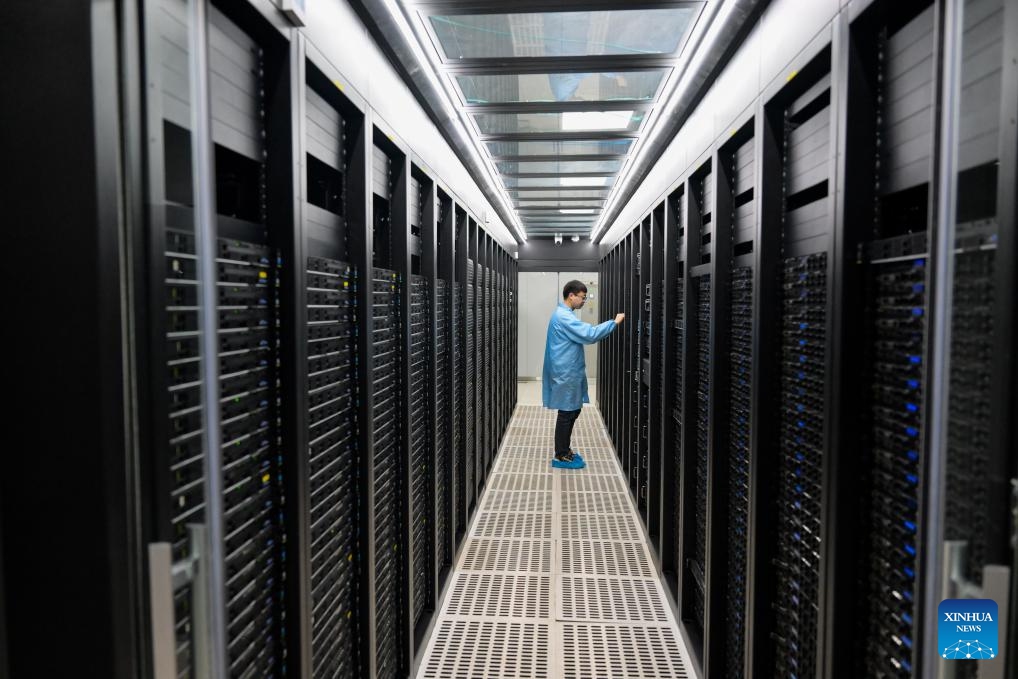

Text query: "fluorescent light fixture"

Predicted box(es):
[560, 176, 610, 187]
[560, 111, 634, 131]
[560, 209, 595, 214]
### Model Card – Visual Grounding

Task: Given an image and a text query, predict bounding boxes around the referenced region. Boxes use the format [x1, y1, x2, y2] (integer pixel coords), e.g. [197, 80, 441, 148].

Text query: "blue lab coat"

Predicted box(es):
[542, 302, 617, 411]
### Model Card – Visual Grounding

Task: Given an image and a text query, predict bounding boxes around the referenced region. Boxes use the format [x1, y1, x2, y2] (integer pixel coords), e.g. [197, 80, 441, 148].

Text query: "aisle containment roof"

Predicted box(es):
[357, 0, 757, 241]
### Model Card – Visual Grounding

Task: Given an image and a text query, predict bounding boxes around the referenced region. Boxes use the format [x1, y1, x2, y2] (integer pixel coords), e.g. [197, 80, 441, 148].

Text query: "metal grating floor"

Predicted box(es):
[416, 405, 693, 679]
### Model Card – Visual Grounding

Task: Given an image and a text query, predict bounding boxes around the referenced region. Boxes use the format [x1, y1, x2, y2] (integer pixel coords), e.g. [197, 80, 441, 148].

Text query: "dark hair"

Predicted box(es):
[562, 280, 588, 299]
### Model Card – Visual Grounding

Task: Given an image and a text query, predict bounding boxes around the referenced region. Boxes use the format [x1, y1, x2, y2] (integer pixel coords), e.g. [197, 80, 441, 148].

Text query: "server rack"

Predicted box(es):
[715, 117, 757, 679]
[9, 1, 522, 675]
[648, 203, 666, 552]
[453, 207, 469, 540]
[434, 188, 455, 606]
[368, 133, 407, 679]
[142, 2, 295, 675]
[637, 217, 652, 512]
[296, 53, 369, 679]
[408, 165, 435, 652]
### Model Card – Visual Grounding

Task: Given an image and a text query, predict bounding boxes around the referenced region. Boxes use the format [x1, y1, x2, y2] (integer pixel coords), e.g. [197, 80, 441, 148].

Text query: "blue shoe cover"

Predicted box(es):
[552, 455, 586, 470]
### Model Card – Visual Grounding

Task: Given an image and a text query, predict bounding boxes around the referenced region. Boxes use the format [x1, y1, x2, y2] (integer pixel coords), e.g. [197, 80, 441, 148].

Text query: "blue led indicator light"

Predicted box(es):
[906, 403, 918, 413]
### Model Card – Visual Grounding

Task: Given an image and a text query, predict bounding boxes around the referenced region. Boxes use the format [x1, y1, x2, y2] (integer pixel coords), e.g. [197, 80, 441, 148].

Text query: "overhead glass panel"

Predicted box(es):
[503, 176, 617, 188]
[430, 9, 697, 59]
[456, 70, 665, 104]
[487, 139, 633, 157]
[516, 201, 604, 209]
[497, 159, 622, 174]
[521, 216, 594, 224]
[475, 110, 643, 134]
[508, 189, 610, 199]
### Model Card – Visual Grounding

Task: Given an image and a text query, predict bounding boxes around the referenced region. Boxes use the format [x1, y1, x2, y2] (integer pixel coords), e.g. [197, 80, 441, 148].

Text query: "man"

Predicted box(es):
[543, 280, 625, 469]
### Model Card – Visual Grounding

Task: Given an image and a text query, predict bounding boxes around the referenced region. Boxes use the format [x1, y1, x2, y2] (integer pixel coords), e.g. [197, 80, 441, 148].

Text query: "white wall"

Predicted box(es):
[300, 0, 517, 249]
[600, 0, 847, 247]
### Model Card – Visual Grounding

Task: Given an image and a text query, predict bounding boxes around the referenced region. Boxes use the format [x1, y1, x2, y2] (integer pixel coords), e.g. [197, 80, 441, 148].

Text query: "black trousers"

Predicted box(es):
[555, 408, 582, 456]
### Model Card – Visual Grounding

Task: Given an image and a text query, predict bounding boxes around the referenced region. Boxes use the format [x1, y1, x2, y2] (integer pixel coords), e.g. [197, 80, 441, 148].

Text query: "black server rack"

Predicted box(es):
[835, 5, 938, 677]
[434, 189, 455, 588]
[681, 159, 714, 665]
[305, 256, 359, 678]
[663, 187, 687, 604]
[638, 218, 652, 517]
[409, 273, 431, 631]
[145, 3, 292, 675]
[716, 119, 756, 679]
[301, 57, 366, 679]
[370, 138, 405, 679]
[628, 233, 640, 486]
[465, 259, 477, 507]
[453, 208, 468, 540]
[648, 203, 666, 550]
[758, 48, 835, 679]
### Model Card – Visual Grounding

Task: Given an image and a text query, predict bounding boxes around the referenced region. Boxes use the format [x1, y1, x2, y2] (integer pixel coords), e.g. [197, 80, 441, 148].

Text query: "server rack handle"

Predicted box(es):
[935, 540, 1011, 679]
[147, 543, 177, 679]
[147, 525, 211, 679]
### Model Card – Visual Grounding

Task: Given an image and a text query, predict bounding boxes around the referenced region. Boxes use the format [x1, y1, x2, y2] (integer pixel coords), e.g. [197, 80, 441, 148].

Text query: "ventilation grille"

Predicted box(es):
[561, 624, 690, 679]
[559, 577, 669, 623]
[472, 512, 553, 540]
[563, 514, 644, 542]
[460, 539, 553, 574]
[420, 620, 550, 679]
[447, 573, 552, 618]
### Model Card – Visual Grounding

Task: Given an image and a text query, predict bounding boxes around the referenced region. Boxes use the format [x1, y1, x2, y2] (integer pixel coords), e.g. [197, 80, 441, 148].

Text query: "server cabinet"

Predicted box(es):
[661, 185, 687, 605]
[435, 188, 456, 597]
[300, 57, 367, 679]
[648, 202, 666, 552]
[636, 217, 652, 510]
[681, 157, 715, 666]
[714, 117, 757, 679]
[141, 1, 295, 675]
[368, 131, 409, 679]
[453, 207, 469, 540]
[756, 45, 837, 679]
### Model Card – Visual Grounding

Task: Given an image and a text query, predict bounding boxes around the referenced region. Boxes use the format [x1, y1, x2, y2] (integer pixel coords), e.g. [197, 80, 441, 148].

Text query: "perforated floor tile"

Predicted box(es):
[563, 513, 644, 542]
[559, 576, 670, 622]
[561, 539, 655, 578]
[447, 572, 552, 618]
[471, 512, 553, 539]
[561, 623, 689, 678]
[482, 490, 553, 513]
[562, 474, 629, 494]
[562, 492, 632, 515]
[488, 473, 553, 491]
[420, 619, 550, 679]
[496, 458, 555, 475]
[459, 539, 553, 573]
[415, 403, 692, 679]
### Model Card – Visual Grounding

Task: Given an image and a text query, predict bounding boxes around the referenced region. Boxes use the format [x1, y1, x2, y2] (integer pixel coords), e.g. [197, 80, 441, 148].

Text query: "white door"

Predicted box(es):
[517, 272, 561, 379]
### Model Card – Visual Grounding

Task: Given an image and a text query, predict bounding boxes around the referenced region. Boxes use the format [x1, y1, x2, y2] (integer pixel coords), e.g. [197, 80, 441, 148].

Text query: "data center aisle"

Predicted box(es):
[416, 405, 693, 678]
